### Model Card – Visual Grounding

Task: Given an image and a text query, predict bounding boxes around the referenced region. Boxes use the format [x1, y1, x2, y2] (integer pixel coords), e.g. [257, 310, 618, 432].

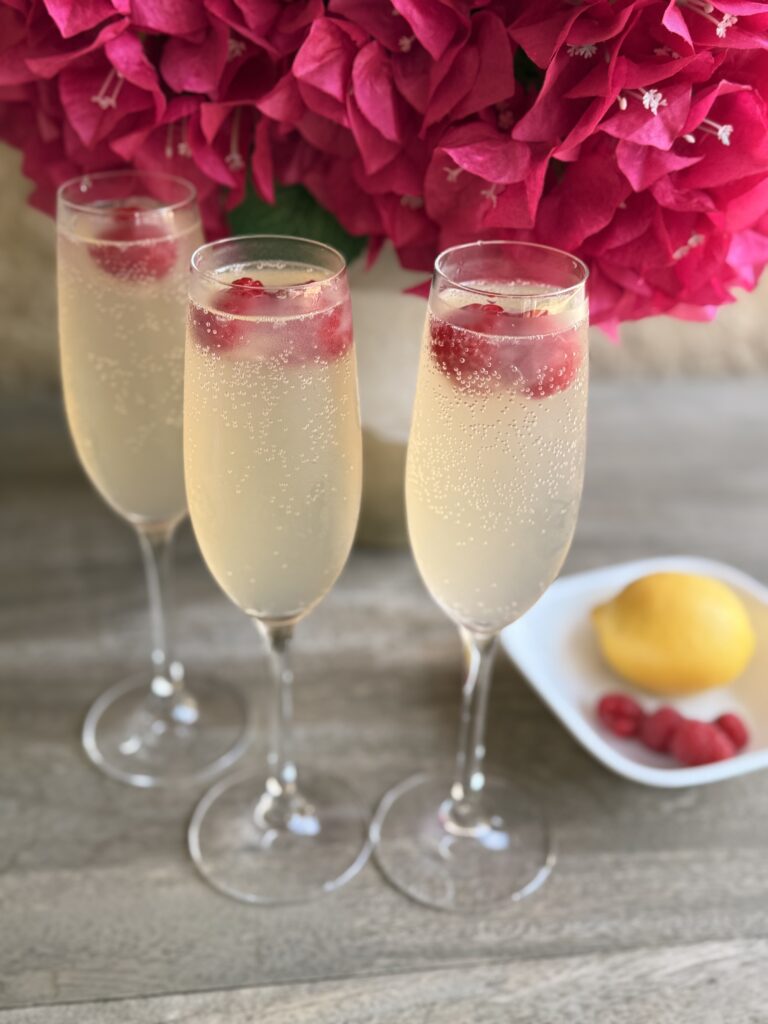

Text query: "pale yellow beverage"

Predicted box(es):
[406, 288, 588, 634]
[185, 263, 362, 622]
[58, 202, 202, 527]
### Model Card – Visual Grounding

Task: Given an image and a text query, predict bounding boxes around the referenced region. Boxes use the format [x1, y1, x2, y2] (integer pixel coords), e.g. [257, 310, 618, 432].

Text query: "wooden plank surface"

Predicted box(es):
[3, 939, 768, 1024]
[1, 379, 767, 1019]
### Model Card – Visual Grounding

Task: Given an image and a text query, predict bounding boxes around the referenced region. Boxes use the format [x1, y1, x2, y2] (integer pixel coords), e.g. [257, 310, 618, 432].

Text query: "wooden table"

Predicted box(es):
[1, 379, 767, 1023]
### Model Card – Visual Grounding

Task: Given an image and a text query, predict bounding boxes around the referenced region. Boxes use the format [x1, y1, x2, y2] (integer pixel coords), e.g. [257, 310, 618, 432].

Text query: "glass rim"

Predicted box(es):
[57, 169, 198, 216]
[190, 234, 348, 291]
[434, 240, 590, 300]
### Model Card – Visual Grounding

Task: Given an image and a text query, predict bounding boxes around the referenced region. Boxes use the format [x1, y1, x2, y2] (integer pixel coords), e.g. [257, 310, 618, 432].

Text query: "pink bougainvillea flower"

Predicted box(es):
[600, 81, 694, 149]
[42, 0, 121, 40]
[353, 39, 408, 143]
[538, 138, 634, 252]
[58, 32, 164, 149]
[297, 144, 383, 239]
[1, 77, 122, 214]
[160, 16, 229, 95]
[204, 0, 323, 59]
[129, 0, 208, 39]
[615, 139, 703, 191]
[1, 8, 128, 83]
[421, 11, 515, 129]
[192, 43, 277, 209]
[293, 16, 367, 124]
[391, 0, 469, 61]
[425, 130, 548, 243]
[328, 0, 420, 54]
[2, 0, 768, 331]
[109, 96, 226, 233]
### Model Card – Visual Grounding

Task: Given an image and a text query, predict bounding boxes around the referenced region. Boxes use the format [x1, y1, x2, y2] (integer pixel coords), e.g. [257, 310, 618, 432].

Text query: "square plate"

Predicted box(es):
[501, 556, 768, 787]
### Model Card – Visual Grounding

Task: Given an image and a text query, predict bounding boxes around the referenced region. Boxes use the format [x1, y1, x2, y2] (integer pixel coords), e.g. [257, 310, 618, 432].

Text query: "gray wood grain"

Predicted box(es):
[2, 939, 768, 1024]
[1, 380, 767, 1017]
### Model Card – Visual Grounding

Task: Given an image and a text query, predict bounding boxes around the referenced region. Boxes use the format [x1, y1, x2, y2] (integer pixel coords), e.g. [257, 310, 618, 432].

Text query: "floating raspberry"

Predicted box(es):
[316, 304, 353, 361]
[89, 209, 178, 281]
[429, 313, 498, 390]
[639, 707, 684, 753]
[230, 277, 264, 294]
[597, 693, 645, 737]
[715, 713, 749, 751]
[670, 720, 736, 767]
[516, 330, 583, 399]
[430, 308, 582, 398]
[191, 278, 270, 352]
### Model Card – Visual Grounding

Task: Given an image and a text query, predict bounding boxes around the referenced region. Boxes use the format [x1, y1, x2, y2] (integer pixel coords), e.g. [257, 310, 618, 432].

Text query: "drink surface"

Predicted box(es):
[406, 282, 588, 634]
[58, 201, 202, 527]
[184, 262, 362, 622]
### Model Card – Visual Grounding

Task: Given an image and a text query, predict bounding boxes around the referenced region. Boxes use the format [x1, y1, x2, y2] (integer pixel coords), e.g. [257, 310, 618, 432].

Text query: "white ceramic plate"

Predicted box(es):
[501, 556, 768, 787]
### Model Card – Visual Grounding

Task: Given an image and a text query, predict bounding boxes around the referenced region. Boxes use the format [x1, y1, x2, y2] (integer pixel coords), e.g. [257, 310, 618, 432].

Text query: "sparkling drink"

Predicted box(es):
[184, 237, 369, 906]
[58, 196, 202, 527]
[56, 172, 247, 790]
[185, 264, 361, 621]
[406, 286, 588, 634]
[371, 242, 589, 913]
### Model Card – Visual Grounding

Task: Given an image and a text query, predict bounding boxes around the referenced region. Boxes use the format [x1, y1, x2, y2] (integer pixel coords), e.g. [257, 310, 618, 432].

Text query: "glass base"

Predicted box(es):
[188, 769, 371, 904]
[82, 672, 249, 788]
[370, 772, 554, 912]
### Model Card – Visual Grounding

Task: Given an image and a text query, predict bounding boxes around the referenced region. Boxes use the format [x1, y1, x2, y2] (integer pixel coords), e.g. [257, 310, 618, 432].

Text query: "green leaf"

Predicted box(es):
[228, 181, 368, 265]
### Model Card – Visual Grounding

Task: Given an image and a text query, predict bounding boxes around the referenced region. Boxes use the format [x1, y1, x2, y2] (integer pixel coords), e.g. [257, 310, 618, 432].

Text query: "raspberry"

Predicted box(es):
[191, 279, 352, 363]
[430, 302, 583, 400]
[714, 713, 749, 751]
[230, 276, 264, 294]
[639, 707, 684, 752]
[429, 313, 498, 390]
[670, 720, 736, 766]
[459, 301, 505, 324]
[191, 278, 272, 352]
[89, 207, 178, 280]
[315, 304, 352, 360]
[515, 329, 583, 399]
[597, 693, 645, 737]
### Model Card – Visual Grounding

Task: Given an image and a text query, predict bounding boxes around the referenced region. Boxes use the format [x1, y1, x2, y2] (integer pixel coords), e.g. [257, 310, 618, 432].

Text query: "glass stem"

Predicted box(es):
[136, 524, 184, 702]
[256, 622, 299, 800]
[445, 628, 499, 832]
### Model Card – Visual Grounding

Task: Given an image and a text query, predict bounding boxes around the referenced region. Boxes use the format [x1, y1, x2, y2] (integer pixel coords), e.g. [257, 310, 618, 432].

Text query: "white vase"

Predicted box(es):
[349, 243, 427, 546]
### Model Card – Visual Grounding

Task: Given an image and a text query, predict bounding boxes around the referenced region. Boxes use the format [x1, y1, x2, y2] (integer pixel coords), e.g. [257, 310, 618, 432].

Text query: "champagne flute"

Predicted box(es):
[184, 235, 367, 903]
[371, 241, 589, 911]
[57, 170, 247, 788]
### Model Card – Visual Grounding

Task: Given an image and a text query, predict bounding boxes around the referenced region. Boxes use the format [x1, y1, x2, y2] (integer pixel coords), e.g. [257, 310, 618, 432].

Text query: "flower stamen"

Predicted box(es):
[227, 37, 246, 61]
[90, 68, 124, 111]
[480, 184, 501, 208]
[699, 117, 733, 145]
[225, 109, 244, 171]
[566, 43, 597, 58]
[673, 233, 705, 260]
[177, 121, 191, 157]
[618, 88, 668, 116]
[676, 0, 739, 37]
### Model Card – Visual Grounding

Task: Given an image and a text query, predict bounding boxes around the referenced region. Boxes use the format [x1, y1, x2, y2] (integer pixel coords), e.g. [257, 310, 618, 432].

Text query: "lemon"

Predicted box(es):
[592, 572, 756, 695]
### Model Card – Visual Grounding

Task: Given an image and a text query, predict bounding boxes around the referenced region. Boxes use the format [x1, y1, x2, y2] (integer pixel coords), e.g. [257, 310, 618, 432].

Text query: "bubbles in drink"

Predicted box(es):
[407, 290, 588, 633]
[184, 262, 361, 620]
[57, 207, 202, 527]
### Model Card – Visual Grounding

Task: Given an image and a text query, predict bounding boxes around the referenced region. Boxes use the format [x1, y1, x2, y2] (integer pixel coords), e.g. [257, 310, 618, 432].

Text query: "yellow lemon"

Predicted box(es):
[592, 572, 756, 695]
